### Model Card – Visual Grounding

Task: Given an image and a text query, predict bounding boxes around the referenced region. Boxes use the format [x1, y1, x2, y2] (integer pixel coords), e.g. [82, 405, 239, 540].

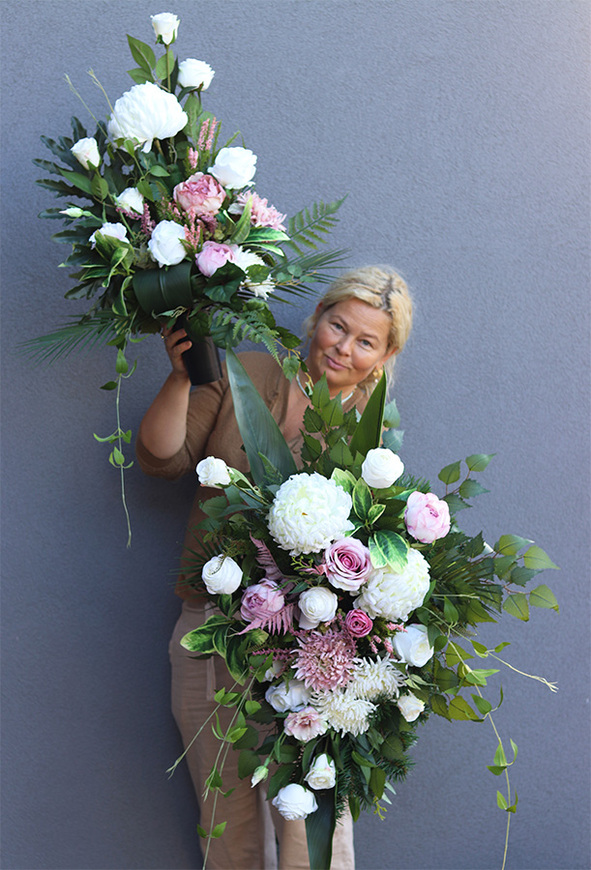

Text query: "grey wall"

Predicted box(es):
[1, 2, 589, 868]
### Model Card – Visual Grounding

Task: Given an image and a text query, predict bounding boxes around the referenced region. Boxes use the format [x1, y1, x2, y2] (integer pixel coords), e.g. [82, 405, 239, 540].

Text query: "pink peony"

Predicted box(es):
[173, 172, 226, 215]
[323, 538, 373, 592]
[240, 579, 285, 623]
[284, 706, 328, 742]
[195, 241, 236, 276]
[345, 609, 373, 638]
[404, 491, 451, 543]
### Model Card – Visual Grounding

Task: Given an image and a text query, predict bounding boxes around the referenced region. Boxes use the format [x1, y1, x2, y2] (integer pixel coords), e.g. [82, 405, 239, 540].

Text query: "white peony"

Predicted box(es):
[178, 58, 215, 90]
[397, 693, 426, 722]
[231, 247, 275, 299]
[265, 679, 311, 712]
[201, 554, 242, 595]
[151, 12, 179, 44]
[108, 82, 188, 153]
[148, 220, 186, 267]
[361, 448, 404, 488]
[304, 754, 336, 790]
[297, 587, 338, 629]
[347, 656, 406, 701]
[354, 548, 430, 622]
[115, 187, 144, 216]
[70, 137, 100, 169]
[268, 472, 353, 556]
[196, 456, 232, 488]
[210, 146, 257, 189]
[89, 222, 129, 248]
[393, 624, 434, 668]
[272, 784, 318, 820]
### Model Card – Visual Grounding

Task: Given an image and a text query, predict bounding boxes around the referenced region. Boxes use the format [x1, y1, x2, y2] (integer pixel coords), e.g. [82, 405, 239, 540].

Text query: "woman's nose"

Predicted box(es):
[335, 335, 353, 355]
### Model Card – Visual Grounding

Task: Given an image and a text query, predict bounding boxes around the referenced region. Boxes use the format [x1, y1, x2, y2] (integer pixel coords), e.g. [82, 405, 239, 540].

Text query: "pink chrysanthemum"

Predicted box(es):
[293, 628, 357, 693]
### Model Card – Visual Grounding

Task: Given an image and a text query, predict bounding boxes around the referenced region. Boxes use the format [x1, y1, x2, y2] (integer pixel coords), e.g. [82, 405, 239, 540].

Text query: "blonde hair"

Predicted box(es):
[303, 265, 413, 393]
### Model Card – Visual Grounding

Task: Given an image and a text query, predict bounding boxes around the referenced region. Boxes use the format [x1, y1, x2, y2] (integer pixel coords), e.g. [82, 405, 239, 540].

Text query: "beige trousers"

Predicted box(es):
[170, 598, 355, 870]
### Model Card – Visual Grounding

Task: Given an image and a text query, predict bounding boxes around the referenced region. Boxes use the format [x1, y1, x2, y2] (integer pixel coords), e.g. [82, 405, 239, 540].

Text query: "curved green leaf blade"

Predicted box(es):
[349, 372, 387, 457]
[305, 789, 336, 870]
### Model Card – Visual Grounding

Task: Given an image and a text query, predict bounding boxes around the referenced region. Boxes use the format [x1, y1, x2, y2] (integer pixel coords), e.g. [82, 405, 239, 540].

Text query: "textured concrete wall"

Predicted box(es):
[1, 2, 589, 868]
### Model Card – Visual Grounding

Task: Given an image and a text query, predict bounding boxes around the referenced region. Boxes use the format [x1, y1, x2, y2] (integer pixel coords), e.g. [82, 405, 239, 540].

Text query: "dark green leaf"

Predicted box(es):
[465, 453, 495, 472]
[305, 790, 336, 870]
[349, 373, 387, 456]
[127, 35, 156, 73]
[438, 460, 461, 485]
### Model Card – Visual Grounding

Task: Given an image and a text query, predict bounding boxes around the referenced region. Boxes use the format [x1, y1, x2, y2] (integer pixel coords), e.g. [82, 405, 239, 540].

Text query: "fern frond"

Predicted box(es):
[19, 312, 122, 363]
[284, 197, 347, 256]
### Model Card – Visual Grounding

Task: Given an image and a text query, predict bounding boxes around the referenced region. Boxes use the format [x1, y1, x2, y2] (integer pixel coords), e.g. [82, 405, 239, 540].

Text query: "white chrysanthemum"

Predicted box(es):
[232, 248, 275, 299]
[108, 82, 188, 153]
[268, 472, 353, 556]
[354, 548, 431, 622]
[313, 691, 375, 737]
[347, 657, 406, 701]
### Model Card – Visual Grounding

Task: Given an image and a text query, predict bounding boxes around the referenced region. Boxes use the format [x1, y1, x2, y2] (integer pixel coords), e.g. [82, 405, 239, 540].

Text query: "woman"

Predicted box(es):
[136, 265, 413, 869]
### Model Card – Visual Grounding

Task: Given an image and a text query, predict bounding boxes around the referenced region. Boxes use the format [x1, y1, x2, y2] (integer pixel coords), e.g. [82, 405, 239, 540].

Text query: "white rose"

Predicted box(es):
[304, 754, 336, 790]
[298, 587, 338, 629]
[201, 554, 242, 595]
[210, 147, 257, 189]
[397, 693, 425, 722]
[265, 679, 311, 712]
[89, 222, 129, 248]
[272, 784, 318, 820]
[148, 220, 186, 267]
[361, 448, 404, 488]
[178, 59, 215, 90]
[393, 624, 434, 668]
[115, 187, 144, 216]
[70, 137, 101, 169]
[196, 457, 232, 488]
[108, 82, 188, 153]
[150, 12, 179, 44]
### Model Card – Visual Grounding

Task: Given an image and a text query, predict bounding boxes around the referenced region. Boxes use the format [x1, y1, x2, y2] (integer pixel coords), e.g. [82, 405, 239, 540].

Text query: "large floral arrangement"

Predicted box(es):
[30, 12, 346, 542]
[173, 352, 559, 869]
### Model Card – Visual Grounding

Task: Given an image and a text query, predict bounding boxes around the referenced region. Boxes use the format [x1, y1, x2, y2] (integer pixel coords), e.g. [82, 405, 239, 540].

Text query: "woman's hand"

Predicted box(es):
[162, 324, 192, 380]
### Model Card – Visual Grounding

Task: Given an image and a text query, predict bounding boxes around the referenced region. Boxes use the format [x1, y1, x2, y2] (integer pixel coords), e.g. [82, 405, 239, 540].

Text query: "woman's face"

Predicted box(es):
[306, 298, 396, 397]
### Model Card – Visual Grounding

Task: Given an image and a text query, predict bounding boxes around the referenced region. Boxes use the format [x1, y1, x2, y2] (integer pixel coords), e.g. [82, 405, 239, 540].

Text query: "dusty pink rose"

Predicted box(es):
[173, 172, 226, 215]
[323, 538, 373, 592]
[195, 241, 236, 276]
[240, 579, 285, 623]
[284, 706, 328, 742]
[345, 609, 373, 638]
[404, 491, 451, 543]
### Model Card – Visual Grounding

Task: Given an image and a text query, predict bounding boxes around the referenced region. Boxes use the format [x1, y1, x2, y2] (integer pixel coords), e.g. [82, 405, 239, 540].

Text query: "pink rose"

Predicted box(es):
[195, 241, 236, 276]
[284, 706, 328, 742]
[173, 172, 226, 215]
[345, 609, 373, 638]
[323, 538, 373, 592]
[404, 491, 451, 543]
[240, 579, 285, 623]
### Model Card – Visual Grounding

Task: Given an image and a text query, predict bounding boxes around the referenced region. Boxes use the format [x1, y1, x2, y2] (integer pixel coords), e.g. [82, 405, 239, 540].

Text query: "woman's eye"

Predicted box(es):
[359, 339, 373, 348]
[331, 322, 344, 331]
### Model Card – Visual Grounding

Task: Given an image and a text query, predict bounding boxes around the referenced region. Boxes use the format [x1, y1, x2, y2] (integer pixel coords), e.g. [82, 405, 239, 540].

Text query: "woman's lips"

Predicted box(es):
[325, 356, 348, 371]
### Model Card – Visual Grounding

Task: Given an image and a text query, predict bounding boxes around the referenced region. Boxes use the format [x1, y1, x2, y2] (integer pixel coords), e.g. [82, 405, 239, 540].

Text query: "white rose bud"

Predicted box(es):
[272, 784, 318, 820]
[150, 12, 180, 45]
[298, 586, 338, 629]
[196, 457, 232, 488]
[251, 765, 269, 788]
[265, 680, 311, 713]
[397, 693, 426, 722]
[304, 754, 336, 790]
[201, 555, 242, 595]
[70, 137, 101, 169]
[210, 147, 257, 189]
[178, 59, 215, 90]
[393, 624, 434, 668]
[115, 187, 144, 216]
[361, 448, 404, 489]
[148, 220, 186, 267]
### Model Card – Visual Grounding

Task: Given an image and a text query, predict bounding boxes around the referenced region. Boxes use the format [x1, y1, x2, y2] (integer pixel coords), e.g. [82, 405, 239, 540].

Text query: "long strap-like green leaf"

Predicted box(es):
[305, 791, 336, 870]
[349, 372, 387, 457]
[225, 349, 297, 487]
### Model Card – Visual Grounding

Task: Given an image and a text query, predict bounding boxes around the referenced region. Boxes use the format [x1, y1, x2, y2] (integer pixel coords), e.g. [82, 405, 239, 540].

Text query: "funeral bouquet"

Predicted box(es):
[175, 351, 559, 870]
[30, 12, 345, 542]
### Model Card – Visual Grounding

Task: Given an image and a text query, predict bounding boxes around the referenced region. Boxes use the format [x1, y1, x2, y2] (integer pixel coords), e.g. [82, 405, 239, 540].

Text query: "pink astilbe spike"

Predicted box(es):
[206, 117, 217, 152]
[188, 147, 199, 169]
[141, 203, 156, 236]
